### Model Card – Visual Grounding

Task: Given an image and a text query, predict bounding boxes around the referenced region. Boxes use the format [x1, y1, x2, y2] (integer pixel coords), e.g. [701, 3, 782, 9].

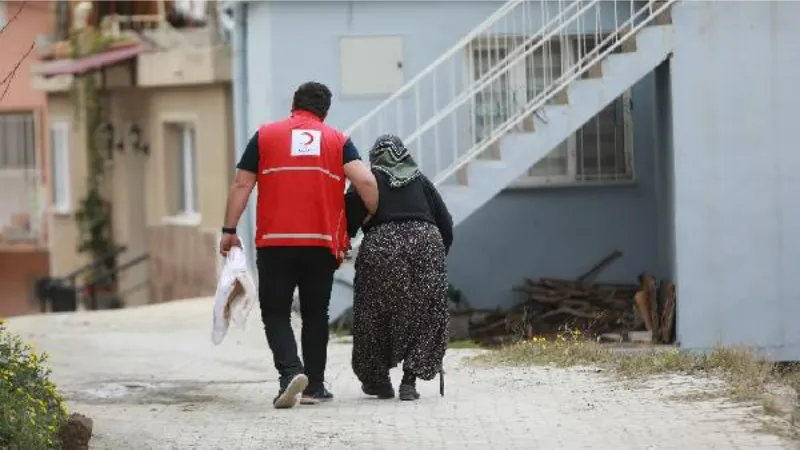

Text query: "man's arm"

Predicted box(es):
[224, 133, 259, 228]
[342, 139, 378, 214]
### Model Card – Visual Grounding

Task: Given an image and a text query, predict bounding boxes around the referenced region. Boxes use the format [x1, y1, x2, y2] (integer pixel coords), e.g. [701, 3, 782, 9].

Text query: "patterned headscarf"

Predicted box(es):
[369, 134, 422, 188]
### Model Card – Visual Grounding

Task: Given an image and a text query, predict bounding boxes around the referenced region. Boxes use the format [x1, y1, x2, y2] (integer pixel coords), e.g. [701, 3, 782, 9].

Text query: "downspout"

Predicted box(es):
[231, 1, 257, 274]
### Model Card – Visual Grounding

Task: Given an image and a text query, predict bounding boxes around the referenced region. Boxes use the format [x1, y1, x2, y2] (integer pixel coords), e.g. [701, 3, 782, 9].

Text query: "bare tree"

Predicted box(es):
[0, 1, 35, 103]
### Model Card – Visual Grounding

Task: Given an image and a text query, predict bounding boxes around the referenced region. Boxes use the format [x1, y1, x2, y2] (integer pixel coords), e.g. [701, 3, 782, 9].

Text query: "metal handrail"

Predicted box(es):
[61, 245, 128, 286]
[432, 0, 675, 184]
[81, 253, 149, 288]
[341, 0, 674, 255]
[342, 0, 523, 137]
[80, 253, 150, 310]
[341, 0, 574, 193]
[403, 0, 603, 146]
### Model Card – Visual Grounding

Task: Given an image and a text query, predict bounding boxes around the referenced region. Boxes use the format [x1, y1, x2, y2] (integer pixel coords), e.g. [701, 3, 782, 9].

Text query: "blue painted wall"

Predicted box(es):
[670, 1, 800, 360]
[449, 73, 660, 309]
[241, 1, 663, 310]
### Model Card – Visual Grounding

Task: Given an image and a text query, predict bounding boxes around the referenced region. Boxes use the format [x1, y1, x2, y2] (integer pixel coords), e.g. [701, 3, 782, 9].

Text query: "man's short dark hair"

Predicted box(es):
[292, 82, 332, 119]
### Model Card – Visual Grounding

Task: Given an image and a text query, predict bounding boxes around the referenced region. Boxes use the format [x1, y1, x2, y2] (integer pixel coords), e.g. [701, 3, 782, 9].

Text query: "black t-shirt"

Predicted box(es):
[236, 132, 361, 173]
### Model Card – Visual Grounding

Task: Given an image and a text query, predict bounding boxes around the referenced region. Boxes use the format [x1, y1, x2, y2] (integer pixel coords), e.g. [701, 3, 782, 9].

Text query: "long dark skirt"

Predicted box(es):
[351, 221, 449, 384]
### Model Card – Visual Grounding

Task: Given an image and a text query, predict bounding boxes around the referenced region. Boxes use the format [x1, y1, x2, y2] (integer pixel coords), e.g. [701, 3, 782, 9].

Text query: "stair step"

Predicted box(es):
[653, 1, 673, 25]
[620, 25, 637, 53]
[554, 89, 569, 105]
[635, 24, 675, 56]
[565, 78, 605, 107]
[586, 61, 604, 79]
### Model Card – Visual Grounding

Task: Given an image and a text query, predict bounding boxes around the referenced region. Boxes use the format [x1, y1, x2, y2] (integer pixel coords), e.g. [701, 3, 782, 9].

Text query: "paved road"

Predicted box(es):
[5, 298, 793, 450]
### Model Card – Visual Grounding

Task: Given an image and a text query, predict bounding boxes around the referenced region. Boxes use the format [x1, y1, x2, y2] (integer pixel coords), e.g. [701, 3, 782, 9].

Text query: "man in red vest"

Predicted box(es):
[219, 82, 378, 409]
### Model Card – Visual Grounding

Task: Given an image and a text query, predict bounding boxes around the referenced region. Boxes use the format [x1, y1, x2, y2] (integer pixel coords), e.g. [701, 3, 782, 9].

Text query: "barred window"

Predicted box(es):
[468, 34, 635, 188]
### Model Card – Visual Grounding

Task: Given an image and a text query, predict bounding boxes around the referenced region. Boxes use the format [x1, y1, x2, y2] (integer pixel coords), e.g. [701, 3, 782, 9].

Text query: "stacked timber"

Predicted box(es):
[468, 250, 677, 345]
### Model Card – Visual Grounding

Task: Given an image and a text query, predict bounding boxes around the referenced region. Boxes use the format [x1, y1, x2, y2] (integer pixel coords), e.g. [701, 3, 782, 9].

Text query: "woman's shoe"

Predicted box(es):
[398, 384, 420, 401]
[361, 382, 395, 399]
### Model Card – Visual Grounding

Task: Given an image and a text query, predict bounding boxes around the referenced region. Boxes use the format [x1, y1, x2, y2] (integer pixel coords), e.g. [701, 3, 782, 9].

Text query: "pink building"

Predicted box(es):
[0, 1, 53, 317]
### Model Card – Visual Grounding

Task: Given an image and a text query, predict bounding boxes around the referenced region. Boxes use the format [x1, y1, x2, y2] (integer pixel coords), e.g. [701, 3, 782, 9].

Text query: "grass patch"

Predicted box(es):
[476, 331, 800, 441]
[448, 339, 484, 349]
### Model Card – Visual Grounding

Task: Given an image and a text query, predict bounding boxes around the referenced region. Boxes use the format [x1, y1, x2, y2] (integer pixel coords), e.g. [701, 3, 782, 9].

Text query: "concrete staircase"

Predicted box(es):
[329, 0, 676, 322]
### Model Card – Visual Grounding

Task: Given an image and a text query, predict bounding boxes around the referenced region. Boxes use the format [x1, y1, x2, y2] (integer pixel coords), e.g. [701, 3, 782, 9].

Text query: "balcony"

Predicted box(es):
[0, 170, 47, 252]
[0, 113, 46, 252]
[32, 1, 230, 90]
[137, 28, 231, 87]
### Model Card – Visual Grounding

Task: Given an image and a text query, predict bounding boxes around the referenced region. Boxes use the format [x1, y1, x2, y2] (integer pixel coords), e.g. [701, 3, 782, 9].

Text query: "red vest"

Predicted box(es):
[255, 111, 349, 263]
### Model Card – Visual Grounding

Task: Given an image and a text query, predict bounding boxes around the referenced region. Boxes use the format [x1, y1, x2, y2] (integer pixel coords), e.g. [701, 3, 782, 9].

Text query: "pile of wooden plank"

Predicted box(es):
[633, 273, 676, 344]
[468, 249, 678, 345]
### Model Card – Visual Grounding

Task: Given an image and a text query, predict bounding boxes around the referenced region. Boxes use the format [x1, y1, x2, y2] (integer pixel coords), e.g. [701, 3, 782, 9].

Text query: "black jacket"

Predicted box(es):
[345, 171, 453, 253]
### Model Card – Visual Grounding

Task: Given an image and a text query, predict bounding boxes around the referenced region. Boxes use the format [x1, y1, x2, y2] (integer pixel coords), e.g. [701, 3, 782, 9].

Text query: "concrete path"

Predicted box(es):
[5, 299, 794, 450]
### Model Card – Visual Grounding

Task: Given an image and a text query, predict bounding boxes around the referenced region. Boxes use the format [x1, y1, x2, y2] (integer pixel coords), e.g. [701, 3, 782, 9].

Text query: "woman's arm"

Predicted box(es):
[423, 177, 454, 253]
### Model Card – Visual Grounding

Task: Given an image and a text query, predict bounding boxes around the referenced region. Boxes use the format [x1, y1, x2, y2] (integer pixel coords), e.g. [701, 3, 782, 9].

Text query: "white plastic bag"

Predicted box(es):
[211, 245, 257, 345]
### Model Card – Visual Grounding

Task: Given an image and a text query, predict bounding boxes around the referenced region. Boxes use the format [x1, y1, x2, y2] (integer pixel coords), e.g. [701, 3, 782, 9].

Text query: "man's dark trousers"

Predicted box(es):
[256, 246, 336, 390]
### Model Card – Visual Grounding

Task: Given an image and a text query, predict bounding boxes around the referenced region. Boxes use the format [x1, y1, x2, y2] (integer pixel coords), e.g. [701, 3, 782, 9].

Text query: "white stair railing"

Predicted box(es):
[342, 0, 582, 207]
[342, 0, 673, 255]
[426, 0, 676, 184]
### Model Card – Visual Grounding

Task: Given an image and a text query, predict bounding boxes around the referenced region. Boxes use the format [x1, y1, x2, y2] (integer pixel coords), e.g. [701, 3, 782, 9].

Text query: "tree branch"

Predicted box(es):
[0, 42, 35, 103]
[0, 1, 29, 35]
[0, 1, 35, 103]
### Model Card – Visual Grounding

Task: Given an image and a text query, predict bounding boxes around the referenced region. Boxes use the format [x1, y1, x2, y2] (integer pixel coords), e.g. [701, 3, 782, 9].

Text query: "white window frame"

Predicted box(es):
[467, 35, 635, 189]
[179, 124, 198, 215]
[49, 119, 71, 215]
[162, 122, 200, 226]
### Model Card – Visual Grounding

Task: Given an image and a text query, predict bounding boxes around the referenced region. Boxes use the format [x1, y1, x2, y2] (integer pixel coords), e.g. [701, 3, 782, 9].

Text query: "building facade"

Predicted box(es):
[0, 1, 53, 317]
[30, 0, 233, 311]
[232, 0, 800, 360]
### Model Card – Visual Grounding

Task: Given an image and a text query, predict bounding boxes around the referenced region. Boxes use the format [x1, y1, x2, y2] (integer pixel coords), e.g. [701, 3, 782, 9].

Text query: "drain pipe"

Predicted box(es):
[230, 1, 257, 275]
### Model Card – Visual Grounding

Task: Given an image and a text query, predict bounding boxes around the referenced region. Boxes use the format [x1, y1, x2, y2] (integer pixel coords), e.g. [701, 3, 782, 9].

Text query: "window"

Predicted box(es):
[340, 35, 405, 96]
[49, 120, 71, 214]
[468, 35, 634, 187]
[0, 1, 6, 29]
[0, 113, 36, 170]
[164, 122, 198, 220]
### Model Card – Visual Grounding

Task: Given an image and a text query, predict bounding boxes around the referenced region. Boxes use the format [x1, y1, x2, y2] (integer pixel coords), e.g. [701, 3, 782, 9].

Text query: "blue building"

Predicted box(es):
[229, 0, 800, 361]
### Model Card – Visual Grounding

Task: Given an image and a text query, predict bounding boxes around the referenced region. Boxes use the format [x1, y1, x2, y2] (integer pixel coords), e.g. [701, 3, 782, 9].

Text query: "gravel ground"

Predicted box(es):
[5, 298, 795, 450]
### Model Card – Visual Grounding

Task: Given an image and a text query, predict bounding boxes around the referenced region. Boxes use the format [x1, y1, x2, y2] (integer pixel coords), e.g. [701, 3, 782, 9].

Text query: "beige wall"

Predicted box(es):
[48, 94, 89, 278]
[144, 85, 232, 228]
[47, 83, 233, 306]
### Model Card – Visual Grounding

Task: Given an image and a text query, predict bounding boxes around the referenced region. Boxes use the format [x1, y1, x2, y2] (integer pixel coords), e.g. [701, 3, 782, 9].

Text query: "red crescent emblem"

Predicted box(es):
[301, 131, 314, 146]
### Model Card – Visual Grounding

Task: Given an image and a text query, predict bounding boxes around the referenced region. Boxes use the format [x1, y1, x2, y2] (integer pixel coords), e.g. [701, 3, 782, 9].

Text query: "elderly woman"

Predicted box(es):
[345, 134, 453, 401]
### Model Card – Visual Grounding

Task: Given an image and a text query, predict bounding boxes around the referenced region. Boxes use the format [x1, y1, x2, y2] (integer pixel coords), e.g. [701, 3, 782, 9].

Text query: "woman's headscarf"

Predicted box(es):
[369, 134, 422, 188]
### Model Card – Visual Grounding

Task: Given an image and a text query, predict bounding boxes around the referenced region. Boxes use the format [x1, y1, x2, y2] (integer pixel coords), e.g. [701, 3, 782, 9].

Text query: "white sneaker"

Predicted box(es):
[273, 374, 308, 409]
